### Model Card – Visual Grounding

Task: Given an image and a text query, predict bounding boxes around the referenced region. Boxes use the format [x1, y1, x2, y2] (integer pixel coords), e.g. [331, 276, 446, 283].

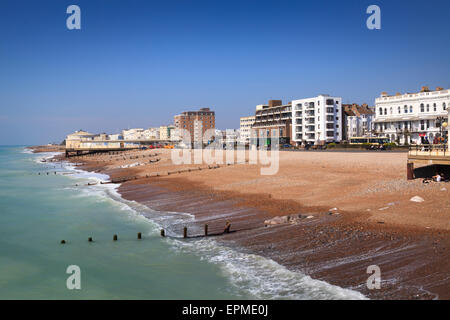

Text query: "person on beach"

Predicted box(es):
[423, 173, 444, 183]
[432, 173, 444, 182]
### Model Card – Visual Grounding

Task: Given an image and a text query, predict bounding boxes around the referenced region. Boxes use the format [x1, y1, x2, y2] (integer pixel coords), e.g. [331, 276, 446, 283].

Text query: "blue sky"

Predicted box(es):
[1, 0, 449, 145]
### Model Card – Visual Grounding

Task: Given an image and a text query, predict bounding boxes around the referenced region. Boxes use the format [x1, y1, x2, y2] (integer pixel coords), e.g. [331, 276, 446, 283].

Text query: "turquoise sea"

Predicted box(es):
[0, 146, 365, 299]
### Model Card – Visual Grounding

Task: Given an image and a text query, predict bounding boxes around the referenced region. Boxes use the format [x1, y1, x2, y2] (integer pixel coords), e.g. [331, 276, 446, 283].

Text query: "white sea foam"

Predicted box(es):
[167, 238, 367, 300]
[39, 157, 368, 300]
[31, 152, 61, 164]
[21, 147, 34, 154]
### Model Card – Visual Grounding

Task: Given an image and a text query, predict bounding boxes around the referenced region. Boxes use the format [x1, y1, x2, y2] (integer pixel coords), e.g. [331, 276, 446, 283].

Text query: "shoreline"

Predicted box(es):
[30, 146, 450, 299]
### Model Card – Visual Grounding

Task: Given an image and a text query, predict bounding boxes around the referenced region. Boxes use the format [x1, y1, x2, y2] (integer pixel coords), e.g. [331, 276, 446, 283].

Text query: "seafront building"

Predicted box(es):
[159, 125, 176, 141]
[174, 108, 215, 144]
[65, 130, 97, 149]
[239, 116, 255, 144]
[342, 104, 375, 140]
[251, 100, 292, 145]
[65, 130, 123, 151]
[291, 95, 343, 146]
[122, 128, 160, 140]
[374, 86, 449, 144]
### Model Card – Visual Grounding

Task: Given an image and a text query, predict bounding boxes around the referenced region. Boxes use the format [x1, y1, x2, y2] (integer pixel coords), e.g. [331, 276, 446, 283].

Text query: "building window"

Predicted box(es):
[410, 105, 413, 113]
[390, 107, 393, 114]
[444, 102, 447, 110]
[420, 103, 424, 112]
[384, 108, 387, 115]
[426, 104, 430, 112]
[379, 107, 382, 115]
[404, 105, 408, 113]
[433, 103, 437, 112]
[398, 106, 401, 114]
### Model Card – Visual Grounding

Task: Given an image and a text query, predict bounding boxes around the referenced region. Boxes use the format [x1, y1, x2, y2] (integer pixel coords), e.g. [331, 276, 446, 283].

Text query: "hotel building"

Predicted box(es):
[291, 95, 343, 146]
[374, 86, 449, 144]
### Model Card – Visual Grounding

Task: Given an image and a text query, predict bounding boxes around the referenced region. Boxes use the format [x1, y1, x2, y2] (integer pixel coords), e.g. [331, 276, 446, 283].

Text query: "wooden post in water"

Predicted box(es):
[113, 234, 118, 241]
[160, 229, 165, 237]
[183, 227, 187, 238]
[60, 240, 66, 244]
[88, 237, 93, 242]
[204, 224, 208, 236]
[137, 232, 142, 240]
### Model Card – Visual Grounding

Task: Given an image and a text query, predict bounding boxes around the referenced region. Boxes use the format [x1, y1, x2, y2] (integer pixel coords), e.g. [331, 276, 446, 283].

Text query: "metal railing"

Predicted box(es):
[408, 144, 448, 157]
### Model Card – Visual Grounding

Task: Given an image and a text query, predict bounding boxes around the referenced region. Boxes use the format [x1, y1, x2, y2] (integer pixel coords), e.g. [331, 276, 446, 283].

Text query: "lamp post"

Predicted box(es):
[443, 121, 448, 144]
[436, 116, 446, 143]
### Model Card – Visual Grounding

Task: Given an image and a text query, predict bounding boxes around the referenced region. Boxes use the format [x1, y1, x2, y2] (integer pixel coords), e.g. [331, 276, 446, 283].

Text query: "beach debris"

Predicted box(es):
[441, 187, 447, 191]
[264, 216, 289, 226]
[224, 221, 231, 234]
[306, 215, 314, 219]
[379, 207, 389, 211]
[137, 232, 142, 240]
[329, 207, 338, 211]
[377, 221, 385, 224]
[410, 196, 424, 203]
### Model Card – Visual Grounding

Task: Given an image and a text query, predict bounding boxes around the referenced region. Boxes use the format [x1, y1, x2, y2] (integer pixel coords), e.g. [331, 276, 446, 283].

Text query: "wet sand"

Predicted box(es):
[33, 146, 450, 299]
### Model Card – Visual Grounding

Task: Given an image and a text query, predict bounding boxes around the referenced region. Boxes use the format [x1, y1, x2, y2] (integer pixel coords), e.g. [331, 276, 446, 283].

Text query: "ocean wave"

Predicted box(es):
[167, 238, 367, 300]
[21, 147, 34, 154]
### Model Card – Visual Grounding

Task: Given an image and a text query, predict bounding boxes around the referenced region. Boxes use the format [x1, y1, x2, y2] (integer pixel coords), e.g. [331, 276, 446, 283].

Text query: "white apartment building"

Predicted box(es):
[159, 125, 175, 140]
[374, 86, 449, 144]
[239, 116, 255, 144]
[291, 95, 343, 145]
[122, 128, 160, 140]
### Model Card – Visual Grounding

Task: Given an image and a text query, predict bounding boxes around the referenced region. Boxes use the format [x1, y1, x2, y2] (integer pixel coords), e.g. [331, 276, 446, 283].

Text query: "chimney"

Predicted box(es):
[395, 92, 401, 96]
[420, 86, 430, 92]
[381, 92, 388, 97]
[436, 86, 444, 91]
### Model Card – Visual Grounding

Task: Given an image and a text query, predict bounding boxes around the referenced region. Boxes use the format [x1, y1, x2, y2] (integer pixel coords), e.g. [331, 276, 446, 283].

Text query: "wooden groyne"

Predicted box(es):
[59, 222, 236, 244]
